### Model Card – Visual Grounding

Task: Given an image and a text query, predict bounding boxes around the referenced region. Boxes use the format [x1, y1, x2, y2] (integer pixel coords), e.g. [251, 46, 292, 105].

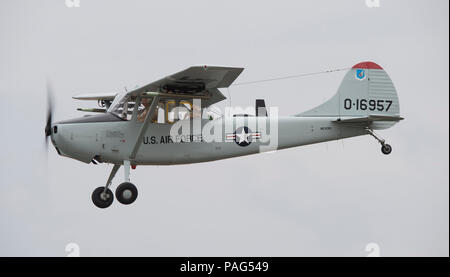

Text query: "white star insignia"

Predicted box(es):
[236, 128, 249, 144]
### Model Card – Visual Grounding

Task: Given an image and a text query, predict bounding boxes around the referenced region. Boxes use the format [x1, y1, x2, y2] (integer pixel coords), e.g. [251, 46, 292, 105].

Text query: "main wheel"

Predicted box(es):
[381, 144, 392, 155]
[92, 187, 114, 208]
[115, 182, 138, 205]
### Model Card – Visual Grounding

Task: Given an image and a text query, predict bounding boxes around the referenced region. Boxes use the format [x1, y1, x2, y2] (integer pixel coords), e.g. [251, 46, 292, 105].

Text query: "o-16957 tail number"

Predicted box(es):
[344, 98, 393, 112]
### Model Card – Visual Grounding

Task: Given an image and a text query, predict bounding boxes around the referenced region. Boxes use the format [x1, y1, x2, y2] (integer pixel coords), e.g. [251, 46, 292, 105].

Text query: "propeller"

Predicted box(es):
[45, 81, 54, 149]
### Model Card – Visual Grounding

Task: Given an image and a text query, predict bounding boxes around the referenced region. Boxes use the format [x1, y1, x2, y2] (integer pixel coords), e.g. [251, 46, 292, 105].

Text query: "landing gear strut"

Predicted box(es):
[91, 161, 138, 208]
[366, 128, 392, 155]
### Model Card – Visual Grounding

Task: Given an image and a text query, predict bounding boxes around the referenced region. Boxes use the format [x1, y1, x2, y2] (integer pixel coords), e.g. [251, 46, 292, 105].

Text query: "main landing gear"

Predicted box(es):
[366, 128, 393, 155]
[116, 182, 138, 205]
[92, 161, 138, 209]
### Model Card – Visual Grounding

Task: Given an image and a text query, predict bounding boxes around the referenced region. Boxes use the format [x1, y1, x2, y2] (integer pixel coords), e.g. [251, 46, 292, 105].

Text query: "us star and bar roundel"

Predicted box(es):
[226, 126, 261, 147]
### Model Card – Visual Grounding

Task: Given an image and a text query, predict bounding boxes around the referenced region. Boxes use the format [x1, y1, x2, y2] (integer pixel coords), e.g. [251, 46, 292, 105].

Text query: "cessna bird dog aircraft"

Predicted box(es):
[45, 61, 404, 208]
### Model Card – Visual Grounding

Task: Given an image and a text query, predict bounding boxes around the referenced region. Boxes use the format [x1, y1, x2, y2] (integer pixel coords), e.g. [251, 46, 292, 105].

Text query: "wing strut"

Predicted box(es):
[129, 96, 160, 160]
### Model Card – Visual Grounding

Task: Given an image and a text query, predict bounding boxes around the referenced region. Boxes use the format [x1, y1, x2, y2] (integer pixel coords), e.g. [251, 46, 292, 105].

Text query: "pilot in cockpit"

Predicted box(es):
[137, 98, 158, 123]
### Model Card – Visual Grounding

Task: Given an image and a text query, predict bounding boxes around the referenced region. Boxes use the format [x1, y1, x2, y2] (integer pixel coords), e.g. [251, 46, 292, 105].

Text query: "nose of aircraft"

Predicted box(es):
[46, 124, 62, 156]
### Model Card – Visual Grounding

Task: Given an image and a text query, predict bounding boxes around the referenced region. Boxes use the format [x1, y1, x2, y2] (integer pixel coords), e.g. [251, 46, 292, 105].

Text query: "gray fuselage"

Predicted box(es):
[51, 114, 366, 165]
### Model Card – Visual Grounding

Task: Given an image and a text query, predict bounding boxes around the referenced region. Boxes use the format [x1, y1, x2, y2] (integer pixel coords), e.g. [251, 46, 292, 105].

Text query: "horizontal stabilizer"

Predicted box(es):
[334, 115, 405, 123]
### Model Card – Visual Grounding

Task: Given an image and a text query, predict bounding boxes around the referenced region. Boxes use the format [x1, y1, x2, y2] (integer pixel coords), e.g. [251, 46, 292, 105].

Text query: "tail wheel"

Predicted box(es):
[116, 182, 138, 205]
[381, 144, 392, 155]
[92, 187, 114, 208]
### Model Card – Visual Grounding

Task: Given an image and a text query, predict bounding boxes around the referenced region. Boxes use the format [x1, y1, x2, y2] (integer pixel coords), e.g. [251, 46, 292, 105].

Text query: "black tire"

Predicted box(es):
[115, 182, 138, 205]
[381, 144, 392, 155]
[92, 187, 114, 208]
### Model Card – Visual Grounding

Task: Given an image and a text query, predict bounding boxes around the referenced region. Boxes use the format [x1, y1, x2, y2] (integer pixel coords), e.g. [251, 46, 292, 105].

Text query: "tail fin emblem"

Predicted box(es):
[356, 69, 366, 80]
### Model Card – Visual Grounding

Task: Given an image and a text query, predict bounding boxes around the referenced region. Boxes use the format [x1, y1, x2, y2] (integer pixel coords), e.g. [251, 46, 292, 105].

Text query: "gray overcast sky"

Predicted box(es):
[0, 0, 448, 257]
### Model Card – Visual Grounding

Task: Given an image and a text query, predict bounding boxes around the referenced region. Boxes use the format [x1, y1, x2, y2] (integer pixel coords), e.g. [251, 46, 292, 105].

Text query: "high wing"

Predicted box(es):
[73, 65, 244, 107]
[127, 65, 244, 107]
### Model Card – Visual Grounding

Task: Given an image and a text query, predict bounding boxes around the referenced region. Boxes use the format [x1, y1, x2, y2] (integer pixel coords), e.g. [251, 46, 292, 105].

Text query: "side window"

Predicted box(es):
[165, 100, 193, 124]
[137, 98, 162, 123]
[166, 100, 177, 123]
[138, 98, 196, 124]
[179, 100, 193, 120]
[156, 103, 165, 123]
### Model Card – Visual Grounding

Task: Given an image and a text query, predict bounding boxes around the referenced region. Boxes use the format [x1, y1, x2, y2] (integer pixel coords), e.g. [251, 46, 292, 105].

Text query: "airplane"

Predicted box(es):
[44, 61, 404, 208]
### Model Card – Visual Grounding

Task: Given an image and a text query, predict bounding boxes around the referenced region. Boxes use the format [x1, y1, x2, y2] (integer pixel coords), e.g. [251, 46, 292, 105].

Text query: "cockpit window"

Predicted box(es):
[108, 91, 133, 120]
[108, 93, 203, 123]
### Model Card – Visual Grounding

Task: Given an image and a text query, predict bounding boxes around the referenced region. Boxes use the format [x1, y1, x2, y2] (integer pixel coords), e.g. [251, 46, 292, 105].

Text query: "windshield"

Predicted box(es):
[108, 91, 131, 120]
